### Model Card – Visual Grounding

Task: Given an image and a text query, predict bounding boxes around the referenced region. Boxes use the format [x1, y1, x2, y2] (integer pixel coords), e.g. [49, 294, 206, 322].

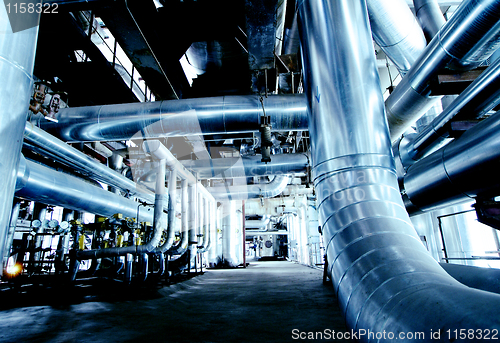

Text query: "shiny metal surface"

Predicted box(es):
[156, 169, 177, 253]
[207, 175, 290, 201]
[413, 0, 446, 41]
[410, 55, 500, 160]
[386, 0, 500, 141]
[245, 215, 270, 229]
[24, 123, 155, 204]
[16, 155, 154, 222]
[188, 183, 197, 264]
[367, 0, 426, 74]
[171, 179, 189, 255]
[181, 153, 309, 179]
[221, 201, 243, 267]
[405, 109, 500, 213]
[298, 0, 500, 338]
[41, 94, 308, 142]
[0, 5, 39, 274]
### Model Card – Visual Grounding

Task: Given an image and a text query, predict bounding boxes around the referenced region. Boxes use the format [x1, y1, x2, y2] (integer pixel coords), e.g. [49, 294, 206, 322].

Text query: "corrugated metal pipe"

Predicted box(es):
[404, 109, 500, 215]
[402, 54, 500, 163]
[40, 95, 308, 142]
[298, 0, 500, 338]
[15, 155, 153, 222]
[207, 175, 290, 201]
[24, 122, 156, 205]
[181, 153, 309, 179]
[366, 0, 427, 74]
[440, 262, 500, 295]
[386, 0, 500, 142]
[413, 0, 446, 42]
[0, 5, 40, 274]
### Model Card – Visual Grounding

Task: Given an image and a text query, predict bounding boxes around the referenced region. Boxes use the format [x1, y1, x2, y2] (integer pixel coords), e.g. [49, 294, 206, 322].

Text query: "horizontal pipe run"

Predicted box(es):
[207, 175, 290, 201]
[181, 153, 309, 179]
[41, 94, 308, 142]
[15, 155, 153, 222]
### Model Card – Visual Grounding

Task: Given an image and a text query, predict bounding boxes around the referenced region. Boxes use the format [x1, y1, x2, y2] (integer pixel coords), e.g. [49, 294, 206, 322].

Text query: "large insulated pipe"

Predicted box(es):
[245, 215, 270, 229]
[24, 123, 155, 204]
[170, 179, 189, 255]
[404, 110, 500, 214]
[0, 5, 39, 275]
[406, 55, 500, 161]
[156, 169, 177, 253]
[40, 95, 308, 142]
[298, 0, 500, 338]
[221, 201, 241, 267]
[386, 0, 500, 141]
[366, 0, 426, 74]
[15, 155, 153, 222]
[207, 175, 290, 201]
[413, 0, 446, 41]
[181, 153, 309, 179]
[187, 183, 197, 267]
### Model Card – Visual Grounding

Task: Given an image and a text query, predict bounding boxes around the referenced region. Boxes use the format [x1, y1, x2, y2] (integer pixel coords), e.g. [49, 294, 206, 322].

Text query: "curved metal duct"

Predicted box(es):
[24, 123, 155, 204]
[181, 153, 309, 179]
[40, 94, 308, 142]
[207, 175, 290, 201]
[406, 55, 500, 161]
[413, 0, 446, 41]
[367, 0, 426, 74]
[386, 0, 500, 142]
[440, 262, 500, 295]
[15, 155, 154, 222]
[245, 215, 270, 229]
[0, 6, 39, 273]
[404, 110, 500, 214]
[298, 0, 500, 338]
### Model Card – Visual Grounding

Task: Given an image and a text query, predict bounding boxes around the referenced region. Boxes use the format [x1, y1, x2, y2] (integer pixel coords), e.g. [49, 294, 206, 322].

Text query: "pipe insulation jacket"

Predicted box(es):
[41, 95, 309, 142]
[386, 0, 500, 142]
[298, 0, 500, 339]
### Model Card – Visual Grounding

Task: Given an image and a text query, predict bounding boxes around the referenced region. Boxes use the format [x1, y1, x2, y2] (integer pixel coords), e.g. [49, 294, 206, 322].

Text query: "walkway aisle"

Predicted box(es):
[0, 261, 351, 342]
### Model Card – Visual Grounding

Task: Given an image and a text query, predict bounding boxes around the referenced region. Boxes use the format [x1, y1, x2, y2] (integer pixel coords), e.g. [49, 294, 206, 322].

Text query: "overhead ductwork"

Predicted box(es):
[386, 0, 500, 142]
[413, 0, 446, 41]
[0, 6, 40, 274]
[245, 215, 270, 229]
[404, 109, 500, 214]
[40, 95, 308, 142]
[15, 155, 153, 222]
[207, 175, 290, 201]
[403, 55, 500, 162]
[366, 0, 426, 74]
[181, 153, 309, 179]
[298, 0, 500, 338]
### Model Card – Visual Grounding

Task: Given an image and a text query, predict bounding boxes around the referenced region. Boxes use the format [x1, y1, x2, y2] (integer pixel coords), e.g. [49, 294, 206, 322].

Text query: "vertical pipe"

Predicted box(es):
[3, 200, 21, 267]
[188, 183, 197, 269]
[242, 200, 246, 268]
[0, 5, 39, 275]
[298, 0, 500, 338]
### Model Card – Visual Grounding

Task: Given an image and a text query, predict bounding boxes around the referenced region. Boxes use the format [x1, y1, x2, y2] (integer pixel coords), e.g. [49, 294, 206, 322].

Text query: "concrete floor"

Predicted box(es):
[0, 261, 351, 342]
